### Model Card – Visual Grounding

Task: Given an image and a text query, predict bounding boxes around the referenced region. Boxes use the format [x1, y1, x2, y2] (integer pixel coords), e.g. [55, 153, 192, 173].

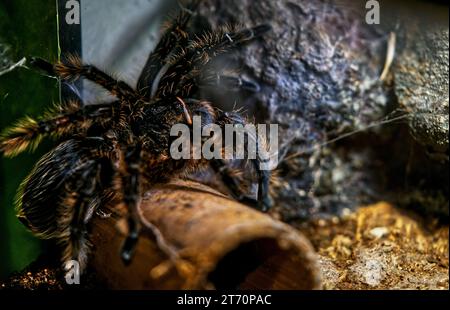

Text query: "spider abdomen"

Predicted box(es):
[17, 139, 112, 239]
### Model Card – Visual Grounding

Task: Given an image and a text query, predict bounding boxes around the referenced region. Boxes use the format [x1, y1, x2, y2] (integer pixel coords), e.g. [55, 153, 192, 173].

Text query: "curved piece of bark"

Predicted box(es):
[89, 180, 321, 289]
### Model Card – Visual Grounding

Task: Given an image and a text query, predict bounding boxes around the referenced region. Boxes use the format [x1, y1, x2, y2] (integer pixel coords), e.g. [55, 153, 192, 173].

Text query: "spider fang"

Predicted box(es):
[176, 97, 193, 125]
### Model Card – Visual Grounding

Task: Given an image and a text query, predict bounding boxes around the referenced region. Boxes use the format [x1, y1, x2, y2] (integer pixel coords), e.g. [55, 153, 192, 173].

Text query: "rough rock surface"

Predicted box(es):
[193, 0, 449, 220]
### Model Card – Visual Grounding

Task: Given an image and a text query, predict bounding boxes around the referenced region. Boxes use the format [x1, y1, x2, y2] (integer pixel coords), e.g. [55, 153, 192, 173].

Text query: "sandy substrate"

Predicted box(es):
[298, 202, 448, 290]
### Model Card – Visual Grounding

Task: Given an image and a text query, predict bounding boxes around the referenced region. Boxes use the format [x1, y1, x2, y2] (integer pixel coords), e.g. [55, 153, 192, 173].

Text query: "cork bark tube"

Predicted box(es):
[89, 180, 322, 289]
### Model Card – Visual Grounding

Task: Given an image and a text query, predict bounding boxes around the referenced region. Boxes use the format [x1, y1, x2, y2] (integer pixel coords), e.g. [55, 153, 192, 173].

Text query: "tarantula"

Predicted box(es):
[0, 1, 272, 271]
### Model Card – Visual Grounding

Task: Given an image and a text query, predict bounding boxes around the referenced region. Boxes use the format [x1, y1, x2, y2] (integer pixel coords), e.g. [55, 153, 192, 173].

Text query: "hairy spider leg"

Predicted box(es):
[215, 110, 272, 211]
[59, 160, 102, 271]
[31, 56, 138, 102]
[0, 100, 117, 157]
[171, 97, 271, 211]
[137, 0, 201, 98]
[119, 139, 143, 264]
[156, 24, 271, 98]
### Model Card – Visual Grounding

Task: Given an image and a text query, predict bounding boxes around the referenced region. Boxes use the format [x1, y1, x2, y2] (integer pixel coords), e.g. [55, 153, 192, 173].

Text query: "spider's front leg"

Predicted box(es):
[118, 138, 143, 264]
[157, 24, 271, 98]
[182, 100, 272, 211]
[0, 99, 118, 157]
[214, 111, 273, 212]
[137, 0, 201, 98]
[30, 57, 138, 102]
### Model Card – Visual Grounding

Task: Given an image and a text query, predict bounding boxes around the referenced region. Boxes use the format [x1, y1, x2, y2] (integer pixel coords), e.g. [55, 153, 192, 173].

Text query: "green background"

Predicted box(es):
[0, 0, 58, 278]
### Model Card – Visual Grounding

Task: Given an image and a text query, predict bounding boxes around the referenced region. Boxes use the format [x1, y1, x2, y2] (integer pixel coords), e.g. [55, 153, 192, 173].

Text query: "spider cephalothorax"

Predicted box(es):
[0, 1, 272, 271]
